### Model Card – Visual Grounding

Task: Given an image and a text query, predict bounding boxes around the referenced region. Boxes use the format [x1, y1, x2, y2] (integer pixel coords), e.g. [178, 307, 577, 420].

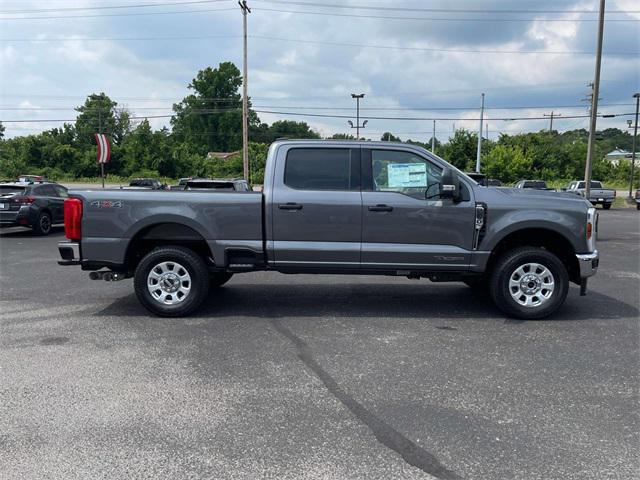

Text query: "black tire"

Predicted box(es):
[602, 203, 611, 210]
[210, 272, 233, 288]
[636, 203, 640, 211]
[32, 211, 52, 235]
[489, 247, 569, 320]
[134, 246, 210, 317]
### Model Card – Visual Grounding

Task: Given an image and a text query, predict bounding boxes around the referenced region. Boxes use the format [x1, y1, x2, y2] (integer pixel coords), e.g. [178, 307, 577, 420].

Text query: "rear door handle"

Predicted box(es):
[278, 203, 303, 210]
[368, 204, 393, 212]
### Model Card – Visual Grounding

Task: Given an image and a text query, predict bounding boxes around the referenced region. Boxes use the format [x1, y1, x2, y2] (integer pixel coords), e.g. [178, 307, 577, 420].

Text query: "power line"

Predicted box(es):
[258, 0, 639, 15]
[0, 80, 626, 100]
[0, 103, 634, 112]
[1, 34, 240, 42]
[251, 35, 639, 56]
[0, 0, 231, 14]
[4, 33, 636, 56]
[252, 6, 640, 22]
[2, 110, 634, 123]
[0, 6, 236, 20]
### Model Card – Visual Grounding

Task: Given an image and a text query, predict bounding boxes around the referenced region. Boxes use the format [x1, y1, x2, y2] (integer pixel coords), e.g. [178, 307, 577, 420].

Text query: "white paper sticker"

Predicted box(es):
[387, 163, 427, 188]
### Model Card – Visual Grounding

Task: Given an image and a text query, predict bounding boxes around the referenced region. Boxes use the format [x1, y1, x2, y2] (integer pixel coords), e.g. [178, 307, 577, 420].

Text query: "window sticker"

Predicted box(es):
[387, 162, 427, 188]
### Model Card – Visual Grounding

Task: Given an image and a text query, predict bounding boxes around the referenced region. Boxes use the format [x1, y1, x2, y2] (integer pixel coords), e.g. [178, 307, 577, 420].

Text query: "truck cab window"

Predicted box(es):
[284, 148, 357, 190]
[371, 150, 442, 200]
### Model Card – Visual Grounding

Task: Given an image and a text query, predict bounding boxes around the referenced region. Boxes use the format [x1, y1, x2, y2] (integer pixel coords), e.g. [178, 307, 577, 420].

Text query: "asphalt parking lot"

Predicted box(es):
[1, 209, 638, 480]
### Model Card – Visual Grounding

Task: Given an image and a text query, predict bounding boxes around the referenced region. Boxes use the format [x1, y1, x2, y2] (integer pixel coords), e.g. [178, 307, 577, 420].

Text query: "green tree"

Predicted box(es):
[327, 133, 356, 140]
[171, 62, 259, 154]
[381, 132, 401, 142]
[0, 121, 5, 140]
[441, 129, 479, 171]
[482, 144, 534, 183]
[74, 93, 129, 146]
[266, 120, 320, 141]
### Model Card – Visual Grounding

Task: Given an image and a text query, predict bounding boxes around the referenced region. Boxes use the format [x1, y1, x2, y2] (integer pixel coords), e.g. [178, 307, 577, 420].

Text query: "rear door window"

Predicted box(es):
[54, 185, 69, 198]
[284, 148, 358, 191]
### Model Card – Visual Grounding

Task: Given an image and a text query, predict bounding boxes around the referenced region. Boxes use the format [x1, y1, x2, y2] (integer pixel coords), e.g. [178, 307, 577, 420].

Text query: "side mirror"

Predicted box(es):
[439, 167, 461, 202]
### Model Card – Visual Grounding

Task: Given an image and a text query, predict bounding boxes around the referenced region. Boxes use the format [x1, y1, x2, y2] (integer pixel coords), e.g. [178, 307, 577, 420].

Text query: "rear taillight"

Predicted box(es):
[586, 207, 597, 252]
[614, 190, 617, 198]
[64, 198, 83, 240]
[13, 195, 36, 205]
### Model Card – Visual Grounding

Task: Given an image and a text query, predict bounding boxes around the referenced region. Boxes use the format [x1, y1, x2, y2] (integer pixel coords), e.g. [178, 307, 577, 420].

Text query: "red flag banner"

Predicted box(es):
[95, 133, 111, 164]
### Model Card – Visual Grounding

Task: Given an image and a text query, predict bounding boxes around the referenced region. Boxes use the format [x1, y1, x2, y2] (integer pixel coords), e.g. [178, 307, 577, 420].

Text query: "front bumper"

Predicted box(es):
[58, 241, 81, 265]
[576, 250, 599, 278]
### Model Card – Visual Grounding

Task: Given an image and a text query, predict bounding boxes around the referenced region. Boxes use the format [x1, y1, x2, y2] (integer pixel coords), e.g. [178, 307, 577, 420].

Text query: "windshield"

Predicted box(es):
[524, 181, 547, 188]
[577, 181, 603, 189]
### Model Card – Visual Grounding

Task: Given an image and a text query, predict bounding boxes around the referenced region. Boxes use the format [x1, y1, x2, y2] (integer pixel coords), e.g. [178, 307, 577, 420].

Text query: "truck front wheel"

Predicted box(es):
[489, 247, 569, 320]
[134, 246, 210, 317]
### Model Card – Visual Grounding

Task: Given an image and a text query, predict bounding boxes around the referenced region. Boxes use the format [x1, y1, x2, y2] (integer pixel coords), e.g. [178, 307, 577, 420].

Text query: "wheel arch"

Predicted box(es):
[124, 222, 214, 272]
[486, 227, 580, 284]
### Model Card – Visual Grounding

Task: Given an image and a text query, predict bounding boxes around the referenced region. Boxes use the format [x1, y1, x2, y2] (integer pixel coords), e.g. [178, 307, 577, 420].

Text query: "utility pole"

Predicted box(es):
[348, 93, 366, 138]
[239, 0, 251, 182]
[628, 93, 640, 199]
[431, 120, 436, 153]
[544, 111, 561, 133]
[475, 93, 485, 173]
[485, 123, 488, 141]
[584, 0, 605, 200]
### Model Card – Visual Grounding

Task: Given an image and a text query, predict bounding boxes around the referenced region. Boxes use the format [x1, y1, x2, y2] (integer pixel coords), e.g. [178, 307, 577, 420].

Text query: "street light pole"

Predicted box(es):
[584, 0, 605, 201]
[431, 120, 436, 153]
[628, 93, 640, 199]
[349, 93, 366, 138]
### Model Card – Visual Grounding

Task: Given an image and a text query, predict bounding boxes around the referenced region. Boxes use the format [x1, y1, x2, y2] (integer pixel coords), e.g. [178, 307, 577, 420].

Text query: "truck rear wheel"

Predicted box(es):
[489, 247, 569, 320]
[134, 246, 210, 317]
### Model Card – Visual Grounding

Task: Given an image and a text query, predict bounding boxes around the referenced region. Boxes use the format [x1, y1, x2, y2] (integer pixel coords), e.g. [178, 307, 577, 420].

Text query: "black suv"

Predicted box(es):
[0, 181, 68, 235]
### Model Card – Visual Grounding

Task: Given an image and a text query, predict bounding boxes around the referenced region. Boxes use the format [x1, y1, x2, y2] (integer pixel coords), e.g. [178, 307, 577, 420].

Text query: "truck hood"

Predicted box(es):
[477, 187, 591, 209]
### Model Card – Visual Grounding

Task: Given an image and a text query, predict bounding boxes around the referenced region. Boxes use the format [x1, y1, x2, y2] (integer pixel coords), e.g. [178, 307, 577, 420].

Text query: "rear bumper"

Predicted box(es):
[0, 206, 38, 227]
[58, 241, 81, 265]
[576, 250, 599, 278]
[0, 210, 23, 226]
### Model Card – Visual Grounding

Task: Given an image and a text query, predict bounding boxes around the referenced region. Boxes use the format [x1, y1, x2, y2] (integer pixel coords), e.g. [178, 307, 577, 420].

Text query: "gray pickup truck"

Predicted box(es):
[564, 180, 616, 209]
[58, 140, 599, 319]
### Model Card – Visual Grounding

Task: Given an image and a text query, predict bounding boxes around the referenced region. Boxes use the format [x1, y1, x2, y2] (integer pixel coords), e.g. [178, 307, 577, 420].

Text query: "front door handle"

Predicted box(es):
[278, 203, 303, 210]
[368, 204, 393, 212]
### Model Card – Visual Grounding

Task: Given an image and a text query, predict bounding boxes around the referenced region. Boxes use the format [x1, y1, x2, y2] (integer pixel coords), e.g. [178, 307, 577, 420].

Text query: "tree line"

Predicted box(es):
[0, 61, 636, 186]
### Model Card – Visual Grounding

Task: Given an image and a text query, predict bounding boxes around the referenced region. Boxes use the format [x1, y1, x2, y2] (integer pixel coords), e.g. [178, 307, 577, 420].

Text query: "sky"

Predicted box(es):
[0, 0, 638, 142]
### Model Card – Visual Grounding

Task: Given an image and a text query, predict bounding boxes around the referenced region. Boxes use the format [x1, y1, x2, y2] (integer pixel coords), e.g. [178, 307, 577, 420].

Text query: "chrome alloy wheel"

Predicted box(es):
[147, 261, 191, 305]
[508, 262, 555, 308]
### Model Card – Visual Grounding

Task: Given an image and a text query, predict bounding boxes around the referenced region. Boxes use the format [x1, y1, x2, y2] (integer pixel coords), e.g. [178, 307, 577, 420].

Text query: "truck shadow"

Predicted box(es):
[95, 283, 638, 323]
[0, 226, 65, 238]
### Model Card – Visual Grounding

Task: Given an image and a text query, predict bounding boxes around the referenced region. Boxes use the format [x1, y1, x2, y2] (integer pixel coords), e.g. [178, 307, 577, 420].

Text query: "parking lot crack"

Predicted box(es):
[269, 319, 462, 480]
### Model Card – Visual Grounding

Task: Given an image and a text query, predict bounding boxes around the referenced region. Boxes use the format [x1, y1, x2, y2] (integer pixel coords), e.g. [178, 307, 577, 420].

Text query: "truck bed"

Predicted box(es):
[70, 189, 263, 268]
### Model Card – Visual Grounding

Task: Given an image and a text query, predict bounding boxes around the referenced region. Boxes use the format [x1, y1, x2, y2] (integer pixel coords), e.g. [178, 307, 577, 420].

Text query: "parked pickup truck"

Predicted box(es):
[58, 140, 599, 319]
[564, 180, 616, 209]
